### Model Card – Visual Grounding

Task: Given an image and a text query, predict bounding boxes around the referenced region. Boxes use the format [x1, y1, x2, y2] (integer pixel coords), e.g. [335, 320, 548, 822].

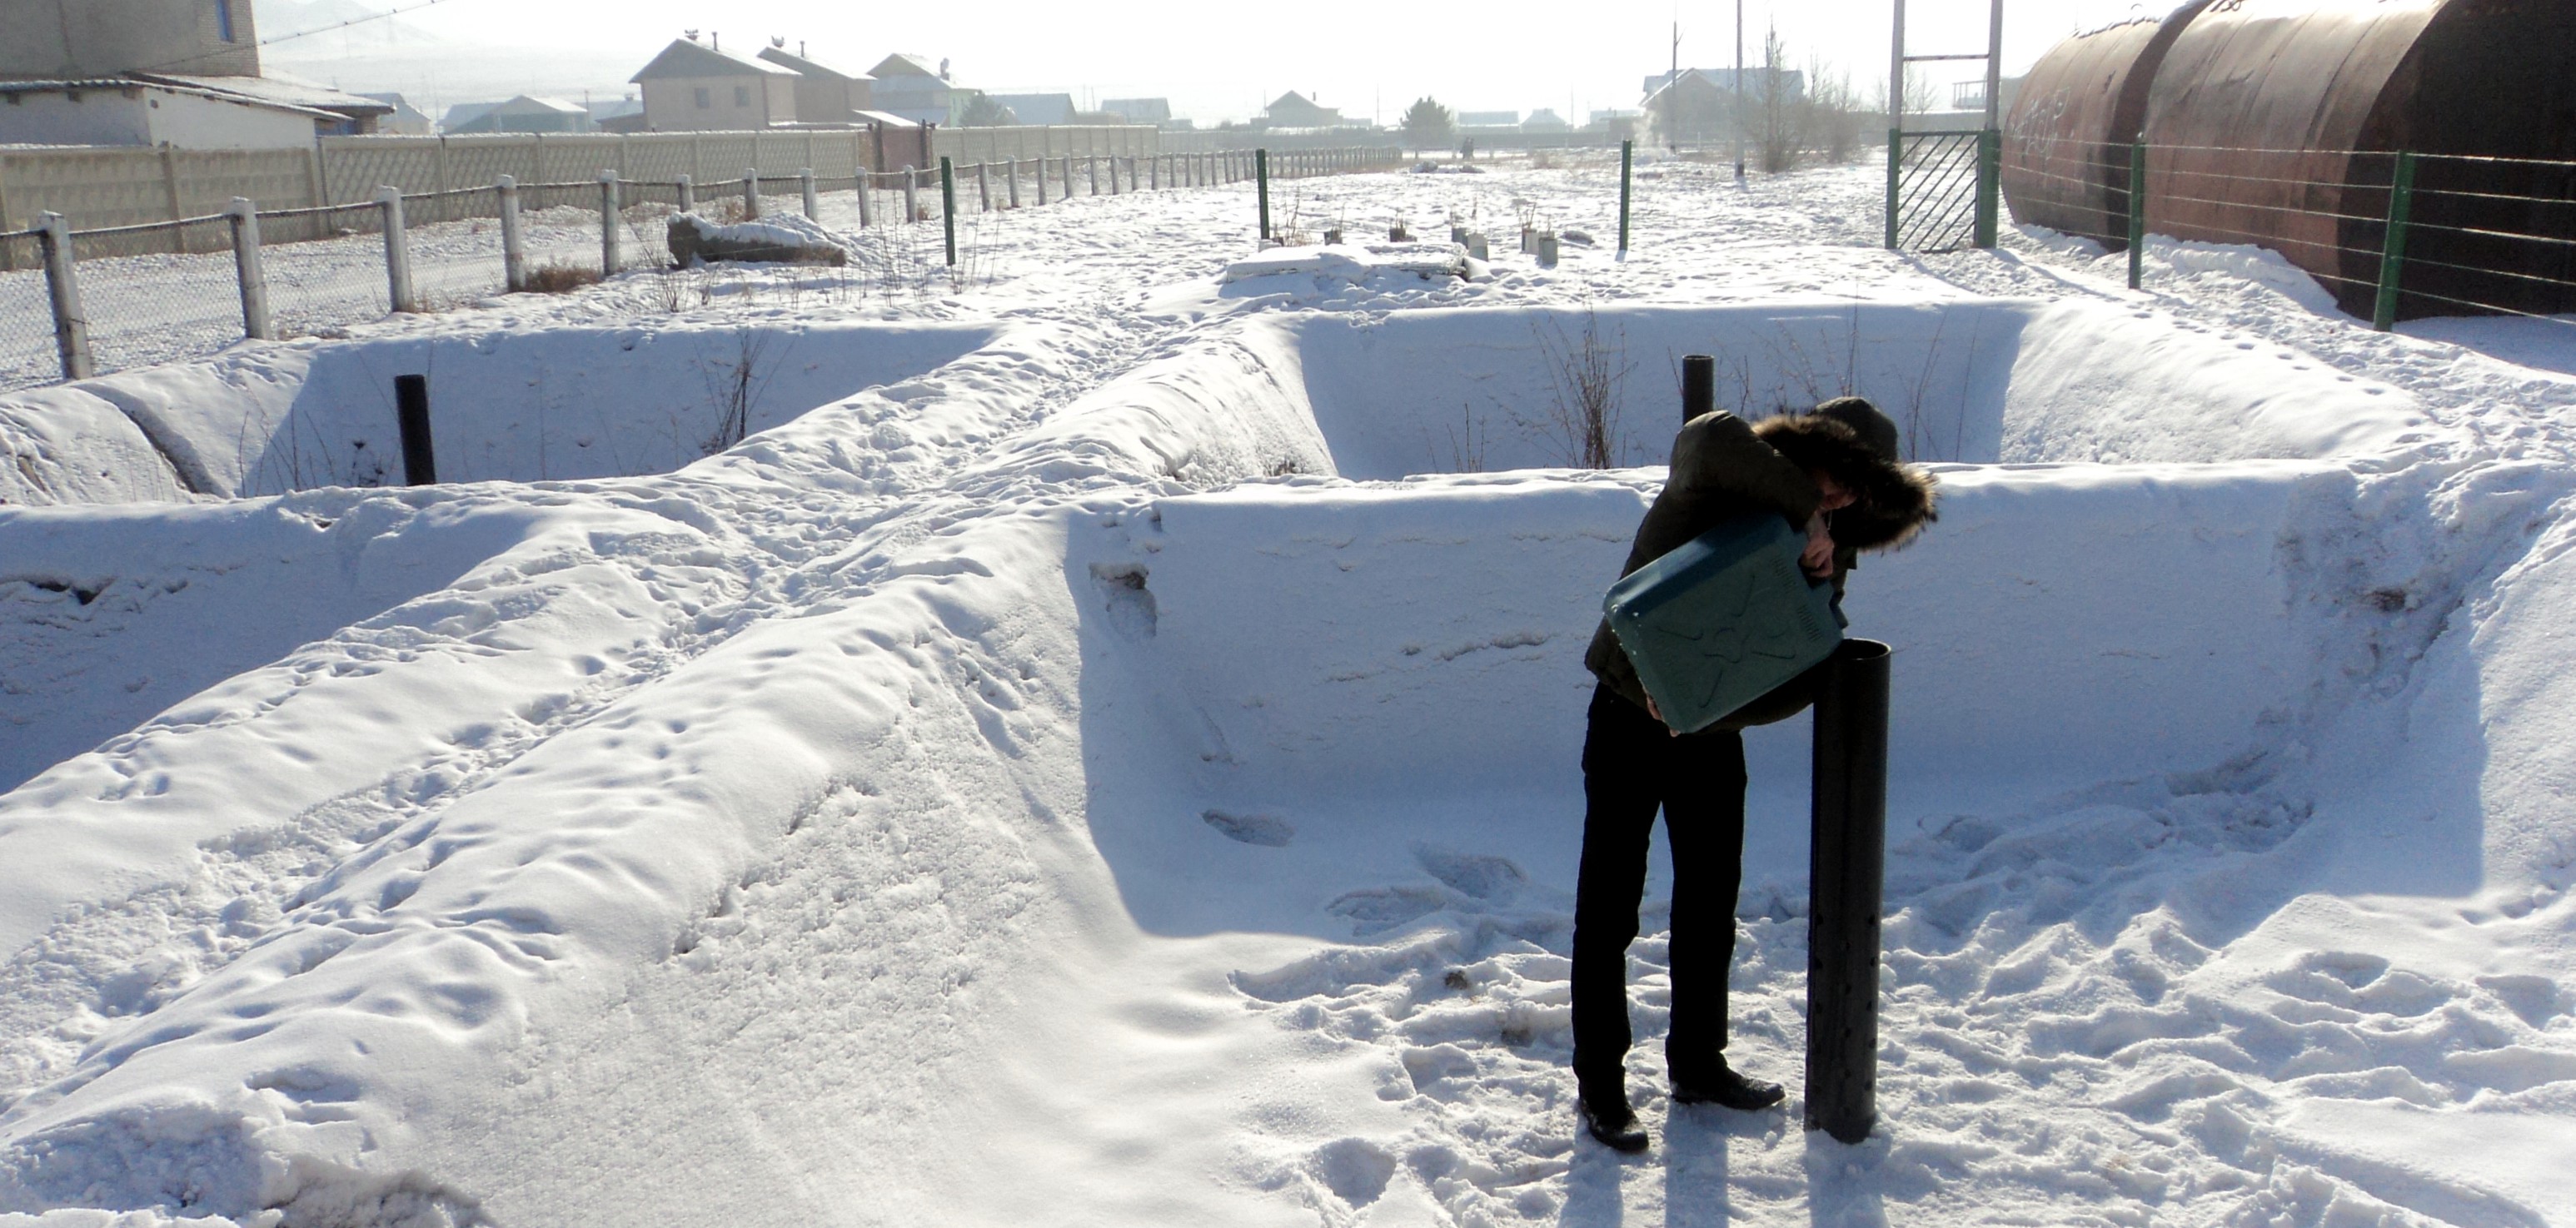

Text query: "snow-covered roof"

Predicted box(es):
[870, 53, 945, 81]
[757, 46, 872, 83]
[129, 71, 393, 117]
[0, 77, 344, 121]
[631, 39, 800, 82]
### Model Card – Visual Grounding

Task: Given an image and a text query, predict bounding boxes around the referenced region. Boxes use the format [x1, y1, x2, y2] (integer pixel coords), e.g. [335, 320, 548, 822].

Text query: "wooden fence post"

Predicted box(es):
[37, 211, 92, 380]
[598, 171, 621, 275]
[800, 167, 819, 219]
[376, 186, 415, 311]
[229, 196, 271, 341]
[498, 175, 528, 291]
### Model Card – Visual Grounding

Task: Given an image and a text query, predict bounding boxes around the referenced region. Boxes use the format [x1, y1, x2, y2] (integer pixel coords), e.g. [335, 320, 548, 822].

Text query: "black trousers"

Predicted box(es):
[1570, 684, 1747, 1096]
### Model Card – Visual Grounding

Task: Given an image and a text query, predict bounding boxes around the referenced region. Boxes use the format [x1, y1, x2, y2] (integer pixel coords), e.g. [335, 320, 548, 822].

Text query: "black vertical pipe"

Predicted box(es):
[1681, 353, 1715, 423]
[395, 374, 436, 485]
[1805, 638, 1891, 1145]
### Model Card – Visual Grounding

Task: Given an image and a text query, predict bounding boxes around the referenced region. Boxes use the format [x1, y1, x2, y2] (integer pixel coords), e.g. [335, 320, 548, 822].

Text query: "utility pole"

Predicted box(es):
[1734, 0, 1746, 180]
[1668, 22, 1682, 151]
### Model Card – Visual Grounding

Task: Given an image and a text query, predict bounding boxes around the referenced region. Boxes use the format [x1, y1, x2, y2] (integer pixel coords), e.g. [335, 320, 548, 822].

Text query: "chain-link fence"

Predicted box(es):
[0, 146, 1408, 395]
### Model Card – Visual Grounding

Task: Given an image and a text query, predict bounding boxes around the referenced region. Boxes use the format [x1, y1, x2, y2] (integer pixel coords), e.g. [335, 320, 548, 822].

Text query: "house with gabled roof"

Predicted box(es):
[630, 36, 800, 132]
[0, 0, 389, 142]
[867, 53, 959, 126]
[1258, 91, 1342, 130]
[757, 42, 874, 127]
[445, 95, 593, 134]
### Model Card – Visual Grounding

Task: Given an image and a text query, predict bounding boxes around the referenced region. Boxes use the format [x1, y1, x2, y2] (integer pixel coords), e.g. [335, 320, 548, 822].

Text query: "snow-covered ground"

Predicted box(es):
[2, 156, 2574, 1228]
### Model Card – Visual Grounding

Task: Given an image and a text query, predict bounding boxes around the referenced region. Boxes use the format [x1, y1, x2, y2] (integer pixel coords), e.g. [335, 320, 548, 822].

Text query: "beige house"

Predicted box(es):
[630, 37, 800, 132]
[0, 0, 261, 80]
[756, 43, 873, 127]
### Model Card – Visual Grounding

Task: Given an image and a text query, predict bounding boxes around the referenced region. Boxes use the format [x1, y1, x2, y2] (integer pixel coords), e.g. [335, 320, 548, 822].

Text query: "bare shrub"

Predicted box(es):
[1533, 303, 1633, 469]
[524, 261, 604, 294]
[700, 327, 781, 455]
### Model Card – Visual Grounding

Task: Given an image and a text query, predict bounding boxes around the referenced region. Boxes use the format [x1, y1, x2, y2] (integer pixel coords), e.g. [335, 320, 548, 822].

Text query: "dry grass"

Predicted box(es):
[523, 261, 605, 295]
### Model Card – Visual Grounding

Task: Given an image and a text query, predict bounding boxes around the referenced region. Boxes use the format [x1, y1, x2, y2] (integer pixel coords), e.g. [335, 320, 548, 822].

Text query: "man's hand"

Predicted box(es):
[1801, 511, 1836, 578]
[1644, 694, 1679, 736]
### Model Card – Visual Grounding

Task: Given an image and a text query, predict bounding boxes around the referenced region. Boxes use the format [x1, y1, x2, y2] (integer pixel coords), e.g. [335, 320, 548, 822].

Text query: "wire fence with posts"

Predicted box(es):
[2004, 137, 2576, 332]
[0, 146, 1408, 394]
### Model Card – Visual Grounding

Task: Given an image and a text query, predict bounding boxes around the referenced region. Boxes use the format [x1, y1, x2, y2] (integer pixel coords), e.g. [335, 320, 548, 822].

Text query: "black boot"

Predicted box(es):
[1579, 1091, 1650, 1153]
[1671, 1063, 1786, 1111]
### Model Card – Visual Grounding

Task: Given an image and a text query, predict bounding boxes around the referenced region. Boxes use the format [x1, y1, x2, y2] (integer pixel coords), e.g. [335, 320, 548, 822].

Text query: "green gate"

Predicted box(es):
[1885, 129, 2001, 253]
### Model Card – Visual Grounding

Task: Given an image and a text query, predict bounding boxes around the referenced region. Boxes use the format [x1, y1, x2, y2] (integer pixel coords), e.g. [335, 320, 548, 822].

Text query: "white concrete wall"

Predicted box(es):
[145, 91, 317, 150]
[0, 89, 153, 147]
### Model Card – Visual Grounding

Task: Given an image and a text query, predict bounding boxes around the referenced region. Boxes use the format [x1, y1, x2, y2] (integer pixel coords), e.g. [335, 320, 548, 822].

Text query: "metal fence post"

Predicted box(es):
[1973, 127, 2001, 249]
[1885, 129, 1902, 251]
[2127, 142, 2147, 291]
[37, 211, 92, 381]
[1681, 353, 1713, 422]
[1618, 139, 1634, 258]
[744, 167, 760, 220]
[902, 165, 919, 222]
[940, 157, 958, 266]
[498, 175, 528, 292]
[676, 172, 695, 214]
[1256, 147, 1271, 243]
[2374, 150, 2419, 332]
[395, 373, 436, 485]
[228, 197, 271, 341]
[598, 171, 621, 276]
[800, 167, 819, 219]
[1805, 638, 1891, 1146]
[376, 186, 415, 312]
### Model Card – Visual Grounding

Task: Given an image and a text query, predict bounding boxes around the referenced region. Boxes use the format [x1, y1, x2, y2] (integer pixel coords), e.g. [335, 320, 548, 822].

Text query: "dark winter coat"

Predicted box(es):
[1582, 399, 1938, 728]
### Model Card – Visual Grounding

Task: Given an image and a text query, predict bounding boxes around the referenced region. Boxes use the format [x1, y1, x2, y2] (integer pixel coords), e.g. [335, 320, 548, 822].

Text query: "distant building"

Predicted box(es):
[1948, 76, 2023, 115]
[1258, 91, 1342, 129]
[360, 92, 435, 135]
[867, 54, 959, 126]
[1641, 69, 1737, 144]
[630, 36, 801, 131]
[445, 95, 593, 135]
[1458, 111, 1520, 128]
[1642, 67, 1806, 101]
[1521, 108, 1571, 133]
[986, 92, 1076, 126]
[758, 43, 874, 125]
[0, 0, 389, 144]
[1101, 97, 1170, 125]
[0, 77, 337, 148]
[590, 96, 647, 134]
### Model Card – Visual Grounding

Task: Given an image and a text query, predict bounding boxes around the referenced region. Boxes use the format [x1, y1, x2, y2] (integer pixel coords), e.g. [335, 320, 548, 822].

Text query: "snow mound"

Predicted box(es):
[1220, 242, 1472, 286]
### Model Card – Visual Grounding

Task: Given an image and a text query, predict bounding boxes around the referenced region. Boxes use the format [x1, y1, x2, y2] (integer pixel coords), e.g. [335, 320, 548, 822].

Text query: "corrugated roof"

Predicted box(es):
[134, 71, 393, 116]
[0, 77, 344, 121]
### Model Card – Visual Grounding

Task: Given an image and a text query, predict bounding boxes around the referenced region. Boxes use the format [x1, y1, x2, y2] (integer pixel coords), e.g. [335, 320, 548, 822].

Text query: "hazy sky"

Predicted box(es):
[263, 0, 2163, 122]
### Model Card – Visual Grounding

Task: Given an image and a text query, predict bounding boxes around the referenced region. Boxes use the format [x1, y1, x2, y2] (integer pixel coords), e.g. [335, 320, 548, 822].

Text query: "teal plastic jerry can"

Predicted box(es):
[1603, 515, 1844, 733]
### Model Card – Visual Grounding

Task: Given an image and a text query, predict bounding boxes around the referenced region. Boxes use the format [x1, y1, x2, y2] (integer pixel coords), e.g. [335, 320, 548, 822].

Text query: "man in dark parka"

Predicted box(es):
[1572, 396, 1936, 1152]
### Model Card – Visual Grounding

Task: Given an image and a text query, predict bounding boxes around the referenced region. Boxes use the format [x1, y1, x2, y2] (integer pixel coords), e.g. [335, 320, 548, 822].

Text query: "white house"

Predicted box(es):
[866, 54, 958, 127]
[0, 77, 336, 149]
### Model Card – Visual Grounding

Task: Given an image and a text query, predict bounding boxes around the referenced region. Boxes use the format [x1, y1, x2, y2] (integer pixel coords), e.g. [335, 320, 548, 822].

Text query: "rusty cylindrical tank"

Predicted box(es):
[2141, 0, 2576, 321]
[2002, 2, 2215, 249]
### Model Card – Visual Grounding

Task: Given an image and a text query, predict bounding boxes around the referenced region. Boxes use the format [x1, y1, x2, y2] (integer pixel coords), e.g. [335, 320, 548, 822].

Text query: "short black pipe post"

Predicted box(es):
[939, 156, 958, 267]
[1681, 353, 1715, 423]
[395, 374, 436, 485]
[1805, 638, 1891, 1146]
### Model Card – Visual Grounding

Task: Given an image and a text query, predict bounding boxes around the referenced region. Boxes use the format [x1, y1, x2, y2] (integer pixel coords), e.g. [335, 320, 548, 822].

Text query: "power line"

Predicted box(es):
[263, 0, 461, 48]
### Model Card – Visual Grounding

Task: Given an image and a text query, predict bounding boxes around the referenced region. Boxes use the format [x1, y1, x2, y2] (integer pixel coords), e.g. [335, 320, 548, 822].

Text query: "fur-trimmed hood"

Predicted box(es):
[1751, 408, 1938, 552]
